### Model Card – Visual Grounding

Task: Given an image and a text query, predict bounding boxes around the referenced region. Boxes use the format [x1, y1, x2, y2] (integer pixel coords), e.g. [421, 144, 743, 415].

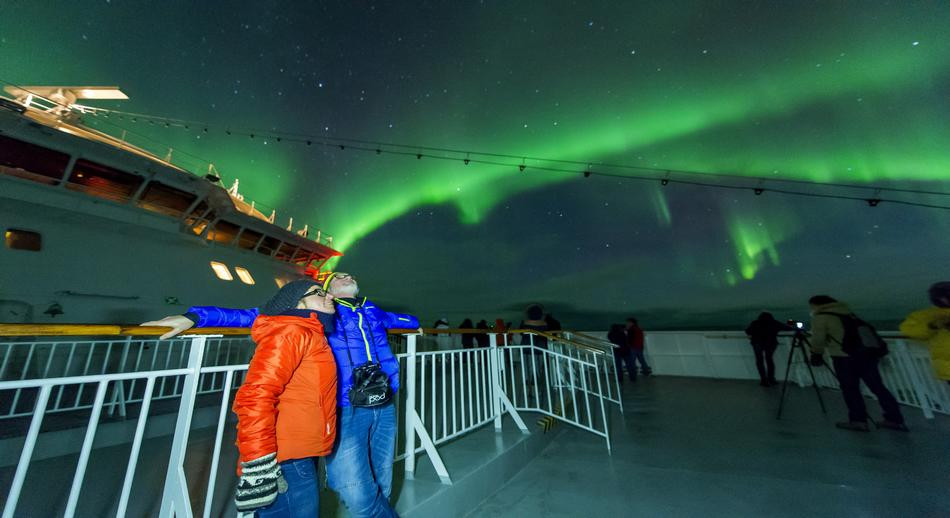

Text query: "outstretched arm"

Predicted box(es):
[187, 306, 259, 327]
[141, 306, 259, 339]
[382, 311, 420, 330]
[140, 315, 196, 340]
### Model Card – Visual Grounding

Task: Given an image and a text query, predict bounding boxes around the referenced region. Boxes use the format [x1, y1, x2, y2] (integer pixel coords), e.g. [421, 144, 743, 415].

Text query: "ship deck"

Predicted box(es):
[472, 376, 950, 517]
[2, 376, 947, 517]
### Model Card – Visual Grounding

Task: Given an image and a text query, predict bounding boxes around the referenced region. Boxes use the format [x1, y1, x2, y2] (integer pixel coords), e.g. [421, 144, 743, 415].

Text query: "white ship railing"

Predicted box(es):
[556, 331, 624, 412]
[0, 337, 253, 419]
[584, 330, 949, 419]
[0, 326, 612, 517]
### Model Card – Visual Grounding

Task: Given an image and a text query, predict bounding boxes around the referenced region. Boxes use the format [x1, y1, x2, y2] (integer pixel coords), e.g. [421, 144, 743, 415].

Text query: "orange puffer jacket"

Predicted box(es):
[233, 313, 337, 472]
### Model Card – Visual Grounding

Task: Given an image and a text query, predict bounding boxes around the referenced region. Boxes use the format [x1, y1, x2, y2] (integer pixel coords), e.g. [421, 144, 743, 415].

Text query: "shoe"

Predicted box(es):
[759, 380, 769, 387]
[835, 421, 870, 432]
[879, 421, 909, 432]
[767, 378, 779, 386]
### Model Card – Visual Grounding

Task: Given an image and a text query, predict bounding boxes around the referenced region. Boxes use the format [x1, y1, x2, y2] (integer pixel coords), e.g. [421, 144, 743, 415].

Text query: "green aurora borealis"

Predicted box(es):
[1, 0, 948, 327]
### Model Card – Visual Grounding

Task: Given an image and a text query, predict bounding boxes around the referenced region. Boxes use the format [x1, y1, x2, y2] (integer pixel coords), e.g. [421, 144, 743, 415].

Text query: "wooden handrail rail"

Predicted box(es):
[0, 324, 253, 337]
[0, 324, 567, 338]
[17, 325, 903, 346]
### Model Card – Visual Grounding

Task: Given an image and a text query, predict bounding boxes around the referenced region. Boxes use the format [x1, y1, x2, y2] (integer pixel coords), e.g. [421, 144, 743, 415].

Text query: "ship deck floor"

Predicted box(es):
[471, 376, 950, 517]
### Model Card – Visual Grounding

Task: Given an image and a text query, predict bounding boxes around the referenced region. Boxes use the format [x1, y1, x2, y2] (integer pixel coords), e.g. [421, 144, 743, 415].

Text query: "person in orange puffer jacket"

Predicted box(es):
[232, 279, 338, 516]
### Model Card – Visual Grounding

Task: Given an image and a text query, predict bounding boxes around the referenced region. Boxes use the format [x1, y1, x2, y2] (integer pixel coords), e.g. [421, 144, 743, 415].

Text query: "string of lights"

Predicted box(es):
[2, 78, 948, 211]
[76, 105, 950, 199]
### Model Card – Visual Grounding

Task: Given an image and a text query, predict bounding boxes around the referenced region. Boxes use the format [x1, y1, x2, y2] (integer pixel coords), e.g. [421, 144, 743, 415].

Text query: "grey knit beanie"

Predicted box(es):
[260, 279, 320, 315]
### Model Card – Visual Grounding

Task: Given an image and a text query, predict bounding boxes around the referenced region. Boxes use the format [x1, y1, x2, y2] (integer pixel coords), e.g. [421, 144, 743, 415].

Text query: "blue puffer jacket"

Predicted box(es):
[189, 297, 419, 407]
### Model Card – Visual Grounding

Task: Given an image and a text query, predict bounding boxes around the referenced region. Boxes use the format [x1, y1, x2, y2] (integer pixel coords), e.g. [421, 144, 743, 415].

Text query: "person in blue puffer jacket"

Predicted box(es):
[143, 271, 419, 518]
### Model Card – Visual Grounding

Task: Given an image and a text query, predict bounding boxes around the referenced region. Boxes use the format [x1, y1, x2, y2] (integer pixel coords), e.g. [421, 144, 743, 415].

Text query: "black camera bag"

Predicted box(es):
[348, 360, 392, 407]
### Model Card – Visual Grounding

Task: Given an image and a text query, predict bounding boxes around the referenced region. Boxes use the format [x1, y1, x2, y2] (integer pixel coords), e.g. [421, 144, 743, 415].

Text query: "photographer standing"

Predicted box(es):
[808, 295, 906, 432]
[744, 312, 788, 386]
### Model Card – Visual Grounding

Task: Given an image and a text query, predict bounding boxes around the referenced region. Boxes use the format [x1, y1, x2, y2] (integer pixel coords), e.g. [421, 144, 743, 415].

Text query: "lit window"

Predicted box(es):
[275, 278, 288, 288]
[235, 266, 255, 285]
[209, 261, 233, 281]
[5, 229, 42, 251]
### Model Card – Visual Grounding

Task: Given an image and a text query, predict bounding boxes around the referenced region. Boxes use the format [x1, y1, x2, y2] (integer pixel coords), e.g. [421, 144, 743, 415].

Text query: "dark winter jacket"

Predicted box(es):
[607, 325, 628, 352]
[745, 315, 789, 348]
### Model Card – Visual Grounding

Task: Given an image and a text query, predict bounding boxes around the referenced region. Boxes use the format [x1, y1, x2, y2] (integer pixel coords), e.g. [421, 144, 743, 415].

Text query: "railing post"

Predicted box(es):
[896, 340, 935, 419]
[108, 336, 132, 417]
[159, 335, 209, 518]
[593, 361, 611, 453]
[489, 333, 502, 430]
[402, 333, 452, 484]
[610, 350, 623, 413]
[404, 334, 417, 479]
[701, 335, 719, 379]
[2, 385, 51, 518]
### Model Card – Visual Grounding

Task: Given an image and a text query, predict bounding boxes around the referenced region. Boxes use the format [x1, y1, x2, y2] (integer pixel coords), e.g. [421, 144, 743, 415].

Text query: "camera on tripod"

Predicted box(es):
[786, 319, 804, 330]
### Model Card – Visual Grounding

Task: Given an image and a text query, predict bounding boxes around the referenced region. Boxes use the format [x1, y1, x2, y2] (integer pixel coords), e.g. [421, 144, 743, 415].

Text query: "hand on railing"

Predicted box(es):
[141, 315, 196, 339]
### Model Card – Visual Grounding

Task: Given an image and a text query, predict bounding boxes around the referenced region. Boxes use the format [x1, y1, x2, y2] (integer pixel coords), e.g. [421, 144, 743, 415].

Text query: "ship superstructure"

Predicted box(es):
[0, 85, 340, 323]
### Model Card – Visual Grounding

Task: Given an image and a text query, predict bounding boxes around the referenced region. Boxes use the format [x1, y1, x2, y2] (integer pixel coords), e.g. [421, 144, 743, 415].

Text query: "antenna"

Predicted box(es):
[3, 85, 128, 115]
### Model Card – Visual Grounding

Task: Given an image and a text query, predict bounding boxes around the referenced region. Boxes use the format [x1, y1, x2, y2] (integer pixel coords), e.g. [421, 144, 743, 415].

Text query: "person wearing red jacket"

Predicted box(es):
[232, 279, 338, 516]
[626, 318, 652, 378]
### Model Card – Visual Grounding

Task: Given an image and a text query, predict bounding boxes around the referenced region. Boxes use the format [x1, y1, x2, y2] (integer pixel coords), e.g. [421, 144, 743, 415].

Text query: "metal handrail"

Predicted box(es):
[0, 331, 616, 516]
[0, 324, 589, 338]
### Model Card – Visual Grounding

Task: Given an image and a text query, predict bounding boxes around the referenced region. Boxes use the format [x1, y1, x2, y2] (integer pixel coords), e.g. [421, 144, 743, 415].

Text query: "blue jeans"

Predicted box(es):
[255, 457, 318, 518]
[631, 349, 651, 376]
[326, 403, 398, 518]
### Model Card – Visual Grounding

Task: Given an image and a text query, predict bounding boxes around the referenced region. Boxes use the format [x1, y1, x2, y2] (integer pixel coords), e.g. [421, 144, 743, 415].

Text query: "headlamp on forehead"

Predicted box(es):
[321, 272, 352, 291]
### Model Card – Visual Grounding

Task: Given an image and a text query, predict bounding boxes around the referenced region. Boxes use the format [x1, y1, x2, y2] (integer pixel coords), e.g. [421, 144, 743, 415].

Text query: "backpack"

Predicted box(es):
[819, 312, 889, 358]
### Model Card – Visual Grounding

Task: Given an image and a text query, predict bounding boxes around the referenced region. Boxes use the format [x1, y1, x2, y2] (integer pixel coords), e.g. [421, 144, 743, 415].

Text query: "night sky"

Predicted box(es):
[2, 1, 948, 328]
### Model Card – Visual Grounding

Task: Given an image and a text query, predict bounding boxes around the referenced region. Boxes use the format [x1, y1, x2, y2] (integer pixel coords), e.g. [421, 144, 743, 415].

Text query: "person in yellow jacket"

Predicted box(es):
[899, 281, 950, 381]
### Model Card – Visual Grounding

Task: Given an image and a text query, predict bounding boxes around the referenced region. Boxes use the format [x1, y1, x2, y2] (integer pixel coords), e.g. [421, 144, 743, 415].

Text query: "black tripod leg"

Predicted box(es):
[802, 356, 827, 414]
[776, 337, 798, 420]
[797, 334, 826, 414]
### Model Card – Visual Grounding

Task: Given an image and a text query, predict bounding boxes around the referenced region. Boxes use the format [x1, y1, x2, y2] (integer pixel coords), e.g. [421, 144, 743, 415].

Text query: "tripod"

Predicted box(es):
[776, 330, 827, 419]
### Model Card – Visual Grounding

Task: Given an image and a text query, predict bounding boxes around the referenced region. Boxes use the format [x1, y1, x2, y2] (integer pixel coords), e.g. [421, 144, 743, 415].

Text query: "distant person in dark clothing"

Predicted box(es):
[608, 324, 636, 383]
[460, 318, 475, 349]
[475, 320, 490, 347]
[544, 314, 562, 332]
[520, 304, 548, 349]
[745, 312, 790, 386]
[626, 318, 651, 377]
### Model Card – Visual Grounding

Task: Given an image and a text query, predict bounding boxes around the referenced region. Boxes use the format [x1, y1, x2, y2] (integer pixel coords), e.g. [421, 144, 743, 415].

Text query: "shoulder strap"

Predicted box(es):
[814, 312, 847, 344]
